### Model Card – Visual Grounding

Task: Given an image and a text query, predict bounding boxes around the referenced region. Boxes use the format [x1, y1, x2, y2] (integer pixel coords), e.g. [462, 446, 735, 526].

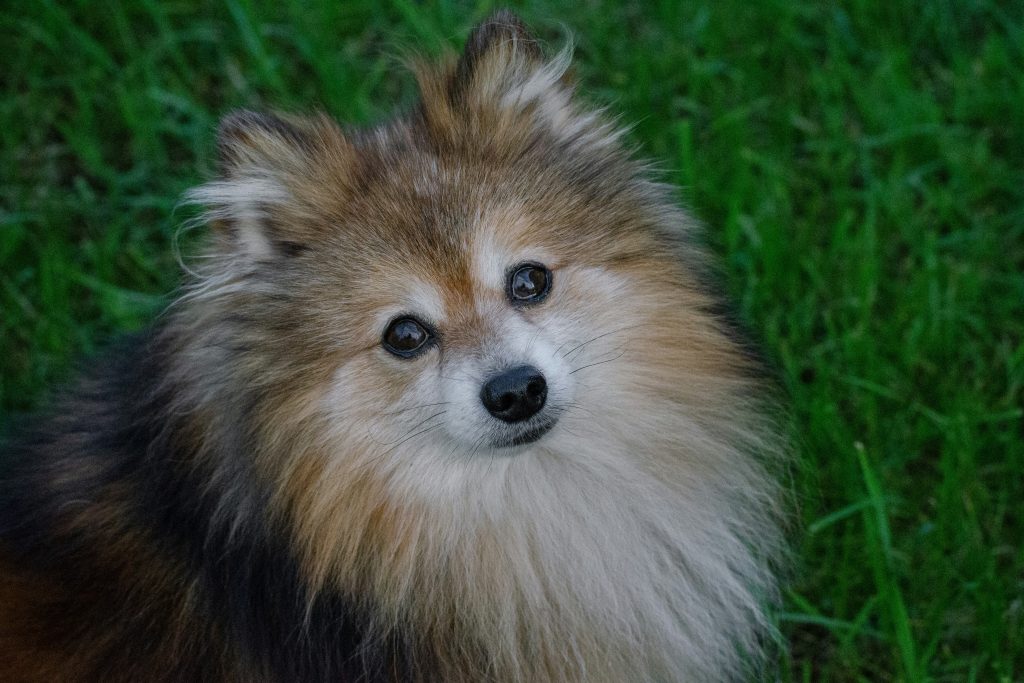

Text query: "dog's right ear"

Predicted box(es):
[215, 110, 329, 176]
[187, 110, 349, 260]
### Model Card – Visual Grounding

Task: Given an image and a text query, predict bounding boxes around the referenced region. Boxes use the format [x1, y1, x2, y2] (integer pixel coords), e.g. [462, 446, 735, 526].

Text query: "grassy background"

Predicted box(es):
[2, 0, 1022, 680]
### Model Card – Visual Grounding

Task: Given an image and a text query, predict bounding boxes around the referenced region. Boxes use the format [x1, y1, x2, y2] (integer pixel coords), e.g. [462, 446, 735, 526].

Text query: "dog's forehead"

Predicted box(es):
[348, 202, 563, 339]
[351, 173, 550, 272]
[331, 143, 573, 317]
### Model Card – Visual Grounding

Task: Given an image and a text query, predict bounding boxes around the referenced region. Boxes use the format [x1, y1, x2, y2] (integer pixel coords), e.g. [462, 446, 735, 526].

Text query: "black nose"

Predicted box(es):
[480, 365, 547, 423]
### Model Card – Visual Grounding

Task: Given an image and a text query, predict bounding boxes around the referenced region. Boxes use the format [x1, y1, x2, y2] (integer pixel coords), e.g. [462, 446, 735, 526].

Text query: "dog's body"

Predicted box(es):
[0, 12, 785, 682]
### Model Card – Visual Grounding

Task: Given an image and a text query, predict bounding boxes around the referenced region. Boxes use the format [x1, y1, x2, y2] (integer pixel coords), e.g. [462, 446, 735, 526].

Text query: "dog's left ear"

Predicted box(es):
[420, 11, 610, 149]
[449, 10, 572, 112]
[451, 9, 546, 97]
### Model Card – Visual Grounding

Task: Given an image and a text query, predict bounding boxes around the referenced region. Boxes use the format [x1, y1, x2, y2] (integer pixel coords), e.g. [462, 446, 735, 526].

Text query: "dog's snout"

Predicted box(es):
[480, 365, 547, 423]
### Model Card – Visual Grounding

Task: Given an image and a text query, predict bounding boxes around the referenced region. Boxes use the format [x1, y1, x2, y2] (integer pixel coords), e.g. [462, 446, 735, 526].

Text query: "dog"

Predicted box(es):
[0, 11, 785, 682]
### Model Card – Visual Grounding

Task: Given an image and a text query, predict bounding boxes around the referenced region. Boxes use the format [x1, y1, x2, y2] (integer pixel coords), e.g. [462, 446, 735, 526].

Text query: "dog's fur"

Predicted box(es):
[0, 12, 785, 682]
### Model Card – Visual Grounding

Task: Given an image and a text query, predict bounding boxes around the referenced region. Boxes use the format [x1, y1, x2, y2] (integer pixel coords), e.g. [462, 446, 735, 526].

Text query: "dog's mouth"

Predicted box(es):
[492, 418, 557, 449]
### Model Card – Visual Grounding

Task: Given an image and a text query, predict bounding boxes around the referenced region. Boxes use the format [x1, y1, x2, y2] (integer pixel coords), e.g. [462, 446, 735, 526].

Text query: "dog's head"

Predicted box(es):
[185, 13, 746, 470]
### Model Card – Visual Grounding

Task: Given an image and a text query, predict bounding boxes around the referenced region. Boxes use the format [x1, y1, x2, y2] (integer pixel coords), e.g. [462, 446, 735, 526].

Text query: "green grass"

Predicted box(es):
[2, 1, 1022, 679]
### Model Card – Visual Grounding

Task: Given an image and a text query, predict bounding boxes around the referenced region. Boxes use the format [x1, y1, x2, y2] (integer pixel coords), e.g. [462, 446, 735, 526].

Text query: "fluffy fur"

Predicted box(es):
[0, 11, 785, 682]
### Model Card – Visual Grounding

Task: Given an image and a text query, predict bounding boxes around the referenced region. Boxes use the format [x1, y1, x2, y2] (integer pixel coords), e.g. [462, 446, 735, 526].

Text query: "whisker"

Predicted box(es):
[561, 401, 597, 419]
[382, 401, 452, 417]
[569, 350, 626, 375]
[525, 325, 543, 357]
[387, 423, 444, 451]
[440, 372, 476, 383]
[379, 410, 448, 446]
[364, 419, 447, 467]
[560, 324, 643, 360]
[552, 339, 575, 357]
[469, 430, 490, 459]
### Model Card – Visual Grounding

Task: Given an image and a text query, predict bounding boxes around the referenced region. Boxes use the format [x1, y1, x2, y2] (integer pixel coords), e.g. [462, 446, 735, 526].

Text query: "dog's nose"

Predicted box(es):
[480, 365, 547, 423]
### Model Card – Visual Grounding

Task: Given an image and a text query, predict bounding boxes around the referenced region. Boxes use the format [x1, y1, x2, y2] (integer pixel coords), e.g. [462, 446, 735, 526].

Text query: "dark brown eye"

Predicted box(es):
[382, 317, 431, 357]
[508, 263, 551, 304]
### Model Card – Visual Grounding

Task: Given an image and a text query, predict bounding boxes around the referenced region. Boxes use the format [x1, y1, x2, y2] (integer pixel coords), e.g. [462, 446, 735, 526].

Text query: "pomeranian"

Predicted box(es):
[0, 10, 785, 682]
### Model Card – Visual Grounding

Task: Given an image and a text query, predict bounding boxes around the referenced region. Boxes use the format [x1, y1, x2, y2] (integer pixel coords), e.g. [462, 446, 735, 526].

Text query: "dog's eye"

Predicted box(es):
[382, 317, 431, 357]
[508, 263, 551, 304]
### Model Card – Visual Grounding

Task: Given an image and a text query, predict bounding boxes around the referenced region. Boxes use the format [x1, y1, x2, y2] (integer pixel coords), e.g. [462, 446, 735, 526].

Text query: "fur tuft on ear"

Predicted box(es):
[185, 111, 349, 260]
[416, 10, 617, 154]
[216, 110, 317, 175]
[452, 9, 543, 96]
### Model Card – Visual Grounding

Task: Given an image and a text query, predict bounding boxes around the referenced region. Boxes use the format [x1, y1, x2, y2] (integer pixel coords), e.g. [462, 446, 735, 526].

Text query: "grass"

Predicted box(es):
[1, 0, 1022, 679]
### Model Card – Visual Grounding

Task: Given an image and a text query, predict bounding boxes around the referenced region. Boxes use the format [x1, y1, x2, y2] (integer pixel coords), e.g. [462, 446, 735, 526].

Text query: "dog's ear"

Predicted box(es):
[216, 110, 316, 175]
[452, 9, 544, 97]
[419, 11, 613, 151]
[187, 110, 350, 260]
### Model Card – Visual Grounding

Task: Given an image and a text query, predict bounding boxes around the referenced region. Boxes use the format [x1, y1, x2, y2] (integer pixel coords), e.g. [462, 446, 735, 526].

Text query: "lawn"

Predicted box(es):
[1, 1, 1022, 680]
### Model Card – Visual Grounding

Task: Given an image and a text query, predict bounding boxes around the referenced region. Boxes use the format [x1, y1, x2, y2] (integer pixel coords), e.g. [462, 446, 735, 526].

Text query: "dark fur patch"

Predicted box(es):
[0, 331, 413, 681]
